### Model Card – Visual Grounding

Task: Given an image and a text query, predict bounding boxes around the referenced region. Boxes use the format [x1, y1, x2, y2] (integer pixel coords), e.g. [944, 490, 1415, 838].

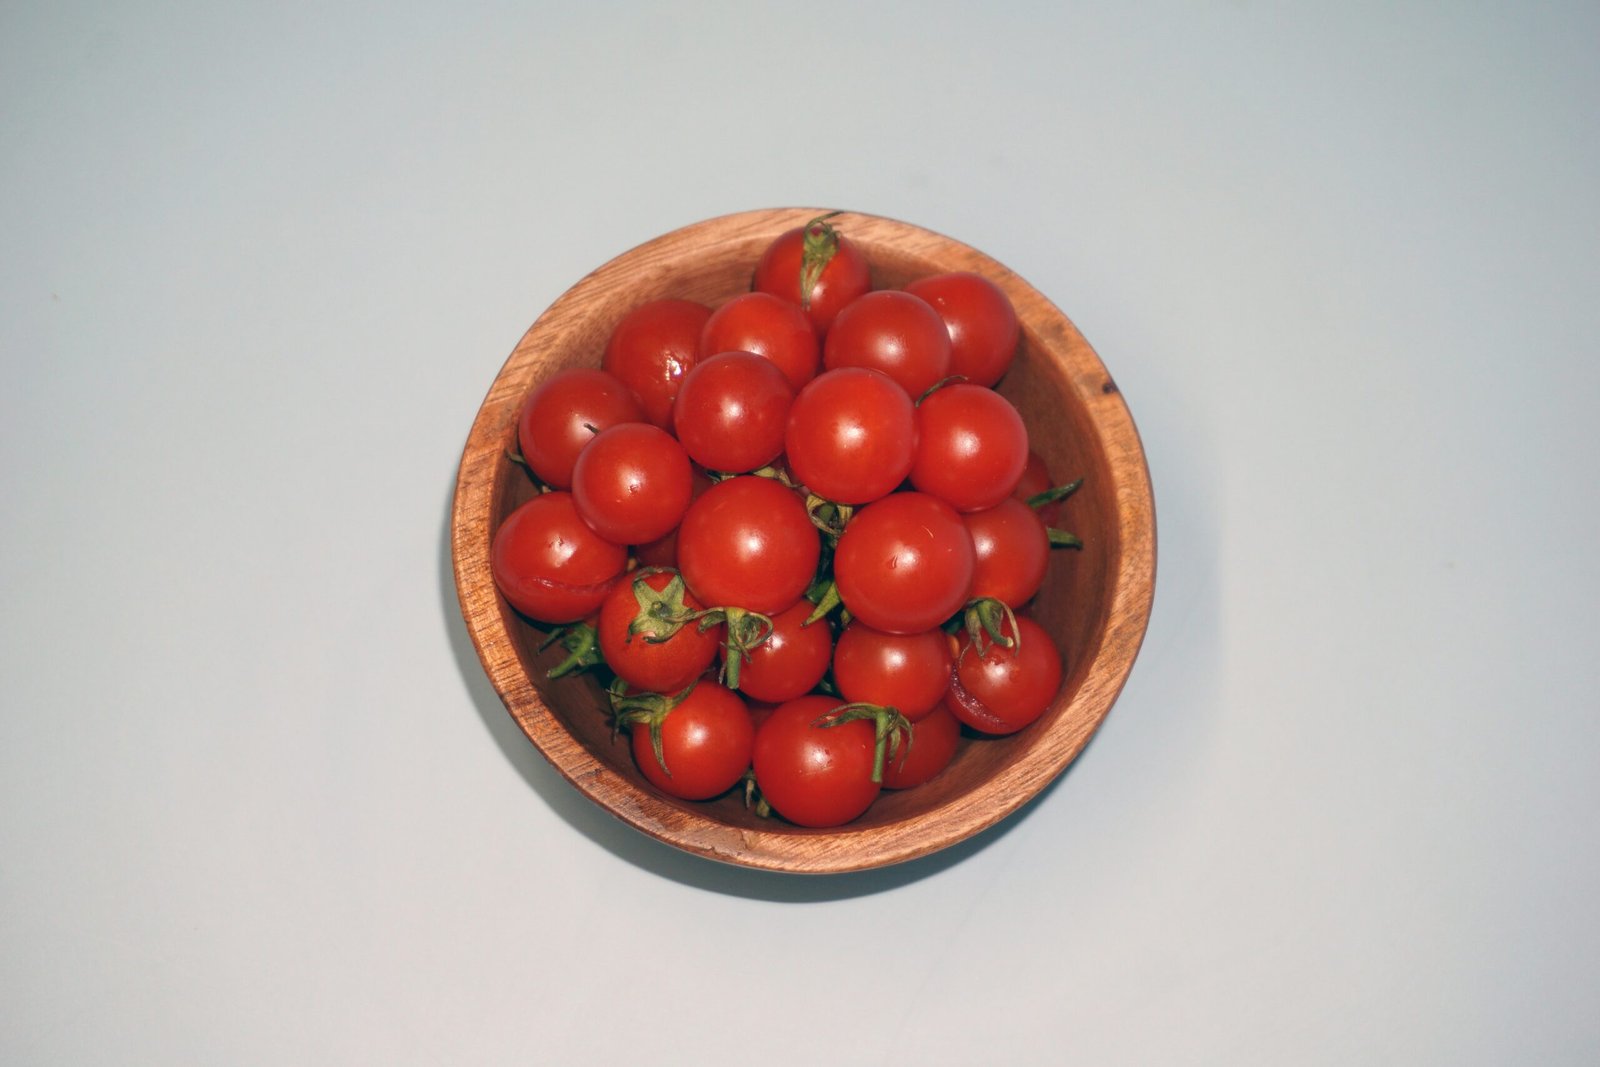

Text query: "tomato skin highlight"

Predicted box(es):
[733, 600, 834, 705]
[831, 622, 954, 722]
[602, 298, 712, 428]
[490, 492, 628, 623]
[963, 497, 1050, 608]
[910, 383, 1029, 512]
[752, 220, 872, 336]
[630, 681, 754, 801]
[700, 292, 820, 393]
[904, 271, 1019, 388]
[823, 290, 951, 399]
[598, 571, 723, 694]
[833, 491, 975, 634]
[517, 368, 644, 489]
[571, 422, 693, 545]
[672, 351, 794, 474]
[677, 476, 821, 614]
[880, 701, 962, 790]
[784, 367, 916, 506]
[948, 615, 1063, 735]
[752, 696, 882, 827]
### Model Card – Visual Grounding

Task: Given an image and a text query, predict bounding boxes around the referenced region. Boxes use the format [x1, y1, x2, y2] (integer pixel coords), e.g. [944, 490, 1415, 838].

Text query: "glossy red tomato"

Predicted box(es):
[752, 695, 885, 827]
[672, 351, 794, 473]
[948, 615, 1063, 735]
[699, 292, 820, 392]
[822, 290, 951, 399]
[632, 468, 714, 569]
[831, 622, 954, 721]
[909, 383, 1029, 512]
[733, 600, 833, 704]
[904, 272, 1019, 387]
[490, 492, 628, 623]
[963, 497, 1050, 607]
[783, 367, 916, 505]
[677, 476, 820, 614]
[601, 298, 712, 428]
[598, 570, 723, 693]
[570, 423, 693, 545]
[833, 491, 974, 634]
[628, 681, 754, 801]
[752, 214, 873, 336]
[880, 701, 962, 790]
[517, 368, 643, 489]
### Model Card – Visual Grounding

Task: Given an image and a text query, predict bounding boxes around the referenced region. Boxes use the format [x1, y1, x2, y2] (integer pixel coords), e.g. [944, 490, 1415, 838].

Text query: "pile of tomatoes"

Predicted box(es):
[490, 213, 1082, 828]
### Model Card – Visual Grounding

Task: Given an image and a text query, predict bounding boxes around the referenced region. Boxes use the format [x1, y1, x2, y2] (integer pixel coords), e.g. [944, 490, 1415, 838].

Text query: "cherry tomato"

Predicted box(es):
[677, 475, 820, 614]
[733, 600, 833, 704]
[831, 622, 954, 721]
[672, 351, 794, 473]
[881, 701, 962, 790]
[1013, 450, 1064, 525]
[752, 696, 884, 827]
[948, 615, 1063, 735]
[904, 271, 1019, 387]
[598, 570, 722, 694]
[628, 681, 754, 801]
[601, 299, 712, 428]
[910, 383, 1029, 512]
[570, 423, 693, 545]
[784, 367, 916, 505]
[963, 497, 1050, 608]
[490, 492, 627, 623]
[822, 290, 951, 399]
[752, 214, 873, 336]
[633, 468, 714, 569]
[517, 368, 643, 489]
[699, 292, 820, 392]
[833, 491, 974, 634]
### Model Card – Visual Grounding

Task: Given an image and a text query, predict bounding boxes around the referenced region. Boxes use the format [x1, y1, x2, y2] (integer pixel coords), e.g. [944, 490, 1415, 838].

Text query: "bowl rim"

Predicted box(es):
[451, 207, 1156, 874]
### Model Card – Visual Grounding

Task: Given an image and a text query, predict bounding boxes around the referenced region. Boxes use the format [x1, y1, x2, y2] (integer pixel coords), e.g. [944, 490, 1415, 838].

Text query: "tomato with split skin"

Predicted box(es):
[490, 492, 627, 623]
[948, 614, 1063, 736]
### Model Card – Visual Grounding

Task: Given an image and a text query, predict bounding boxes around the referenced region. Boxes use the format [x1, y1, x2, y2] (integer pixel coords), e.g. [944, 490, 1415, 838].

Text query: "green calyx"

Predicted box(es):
[915, 374, 969, 406]
[1025, 476, 1085, 549]
[798, 212, 844, 310]
[625, 568, 701, 644]
[608, 677, 698, 779]
[961, 597, 1021, 661]
[540, 621, 602, 679]
[805, 494, 853, 543]
[706, 606, 775, 692]
[812, 702, 913, 784]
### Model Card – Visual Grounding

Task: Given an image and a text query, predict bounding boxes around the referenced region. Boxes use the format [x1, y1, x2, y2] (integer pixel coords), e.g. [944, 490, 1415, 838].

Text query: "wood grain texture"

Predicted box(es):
[451, 208, 1156, 874]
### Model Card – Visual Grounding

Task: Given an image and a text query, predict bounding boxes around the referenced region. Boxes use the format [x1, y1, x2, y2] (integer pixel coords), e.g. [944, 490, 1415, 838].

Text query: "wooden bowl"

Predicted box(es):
[452, 208, 1155, 874]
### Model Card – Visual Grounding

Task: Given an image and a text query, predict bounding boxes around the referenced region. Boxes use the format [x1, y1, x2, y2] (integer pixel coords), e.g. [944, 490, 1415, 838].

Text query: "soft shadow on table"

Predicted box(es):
[437, 482, 1074, 901]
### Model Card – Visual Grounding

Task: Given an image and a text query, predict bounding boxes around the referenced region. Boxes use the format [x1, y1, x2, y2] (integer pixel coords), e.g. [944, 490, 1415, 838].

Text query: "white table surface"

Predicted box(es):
[4, 5, 1597, 1064]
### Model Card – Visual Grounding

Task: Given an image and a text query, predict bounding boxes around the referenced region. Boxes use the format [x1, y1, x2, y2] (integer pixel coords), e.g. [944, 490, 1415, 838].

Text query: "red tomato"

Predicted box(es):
[752, 214, 873, 336]
[910, 383, 1029, 512]
[677, 476, 820, 614]
[963, 497, 1050, 607]
[1013, 450, 1061, 523]
[752, 696, 885, 827]
[627, 681, 754, 801]
[597, 570, 723, 694]
[948, 615, 1063, 735]
[570, 423, 693, 545]
[602, 299, 712, 428]
[831, 622, 954, 721]
[490, 492, 627, 623]
[700, 292, 820, 392]
[822, 290, 951, 399]
[517, 368, 643, 489]
[733, 600, 833, 704]
[672, 351, 794, 473]
[632, 468, 714, 569]
[904, 272, 1019, 387]
[784, 367, 916, 505]
[833, 491, 974, 634]
[881, 701, 962, 790]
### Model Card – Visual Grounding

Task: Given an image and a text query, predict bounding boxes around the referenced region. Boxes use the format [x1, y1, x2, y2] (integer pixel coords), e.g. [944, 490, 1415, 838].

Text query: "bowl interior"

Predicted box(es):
[452, 208, 1154, 873]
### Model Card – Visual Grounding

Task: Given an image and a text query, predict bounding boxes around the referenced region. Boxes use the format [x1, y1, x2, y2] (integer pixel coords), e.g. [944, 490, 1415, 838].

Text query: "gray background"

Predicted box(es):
[4, 3, 1597, 1063]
